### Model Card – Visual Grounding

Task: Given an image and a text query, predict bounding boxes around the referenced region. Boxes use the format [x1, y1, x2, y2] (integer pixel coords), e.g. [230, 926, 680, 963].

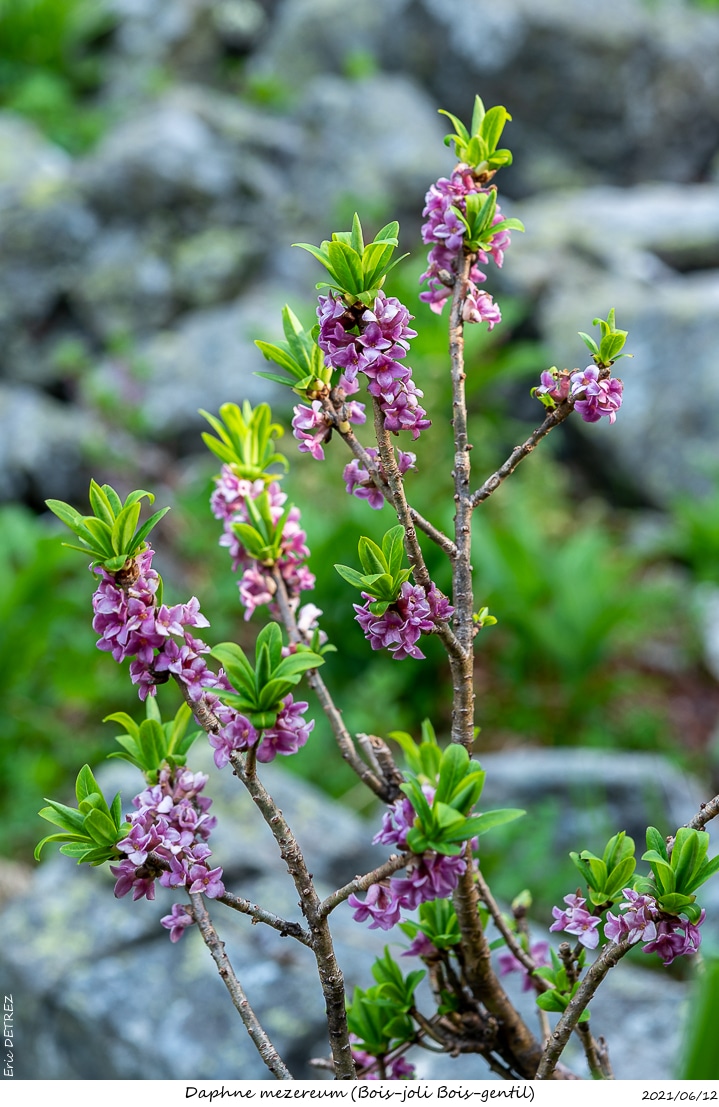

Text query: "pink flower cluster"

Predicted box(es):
[535, 366, 623, 424]
[110, 766, 224, 912]
[291, 374, 366, 460]
[347, 792, 467, 931]
[420, 165, 509, 322]
[206, 692, 314, 768]
[550, 891, 602, 949]
[210, 467, 315, 620]
[92, 546, 218, 703]
[343, 446, 416, 511]
[353, 581, 454, 661]
[569, 366, 624, 424]
[604, 888, 704, 967]
[317, 291, 430, 440]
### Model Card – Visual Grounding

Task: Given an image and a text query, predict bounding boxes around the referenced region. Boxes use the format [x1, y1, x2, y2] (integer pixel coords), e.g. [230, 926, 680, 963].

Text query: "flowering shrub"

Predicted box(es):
[36, 96, 719, 1082]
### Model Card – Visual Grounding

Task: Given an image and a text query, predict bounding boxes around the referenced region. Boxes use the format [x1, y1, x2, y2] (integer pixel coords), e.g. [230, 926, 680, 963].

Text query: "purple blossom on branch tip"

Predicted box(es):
[210, 470, 315, 618]
[256, 694, 314, 763]
[550, 892, 601, 949]
[348, 882, 403, 931]
[641, 911, 705, 967]
[317, 291, 430, 441]
[354, 582, 454, 660]
[570, 366, 624, 424]
[112, 765, 223, 912]
[419, 165, 513, 318]
[350, 1042, 416, 1081]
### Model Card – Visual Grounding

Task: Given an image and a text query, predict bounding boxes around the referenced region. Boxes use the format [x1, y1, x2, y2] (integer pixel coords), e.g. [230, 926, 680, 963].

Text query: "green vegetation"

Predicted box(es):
[0, 0, 114, 151]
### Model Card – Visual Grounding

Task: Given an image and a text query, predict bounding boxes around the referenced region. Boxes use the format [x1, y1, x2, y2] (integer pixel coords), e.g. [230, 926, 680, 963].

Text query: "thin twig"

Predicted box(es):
[534, 938, 633, 1080]
[271, 569, 396, 801]
[230, 752, 356, 1080]
[474, 867, 550, 991]
[446, 255, 478, 749]
[371, 398, 465, 663]
[469, 403, 575, 508]
[318, 852, 411, 919]
[322, 397, 457, 558]
[217, 891, 312, 946]
[189, 892, 293, 1079]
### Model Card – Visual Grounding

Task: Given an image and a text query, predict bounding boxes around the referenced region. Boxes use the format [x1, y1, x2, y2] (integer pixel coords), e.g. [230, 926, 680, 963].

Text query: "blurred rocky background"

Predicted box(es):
[3, 0, 719, 1080]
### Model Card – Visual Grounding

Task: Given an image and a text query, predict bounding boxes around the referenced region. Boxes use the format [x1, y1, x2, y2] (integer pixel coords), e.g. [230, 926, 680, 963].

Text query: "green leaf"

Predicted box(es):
[45, 498, 85, 532]
[111, 500, 141, 556]
[334, 563, 372, 590]
[672, 828, 708, 893]
[88, 480, 116, 526]
[536, 991, 569, 1013]
[434, 743, 470, 807]
[457, 808, 525, 838]
[646, 826, 668, 860]
[273, 651, 324, 681]
[210, 642, 256, 695]
[130, 506, 171, 554]
[103, 711, 140, 741]
[358, 535, 388, 576]
[75, 764, 100, 805]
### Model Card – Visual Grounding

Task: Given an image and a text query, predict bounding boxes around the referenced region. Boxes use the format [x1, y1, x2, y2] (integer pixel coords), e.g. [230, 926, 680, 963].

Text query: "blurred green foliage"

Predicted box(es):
[0, 504, 135, 856]
[0, 0, 113, 151]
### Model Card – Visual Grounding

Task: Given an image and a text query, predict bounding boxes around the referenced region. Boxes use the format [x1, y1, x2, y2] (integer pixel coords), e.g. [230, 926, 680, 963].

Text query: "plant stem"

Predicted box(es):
[189, 892, 293, 1079]
[469, 402, 574, 508]
[318, 852, 411, 919]
[447, 254, 477, 749]
[323, 397, 457, 558]
[534, 938, 633, 1079]
[230, 753, 356, 1080]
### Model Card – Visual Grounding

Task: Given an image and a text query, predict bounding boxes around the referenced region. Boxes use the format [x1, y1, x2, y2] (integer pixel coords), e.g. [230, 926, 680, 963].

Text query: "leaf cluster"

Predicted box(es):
[400, 743, 524, 856]
[255, 306, 329, 397]
[210, 623, 324, 730]
[35, 765, 127, 865]
[294, 213, 408, 308]
[231, 490, 293, 566]
[635, 826, 719, 923]
[335, 525, 412, 615]
[104, 700, 200, 782]
[46, 481, 169, 572]
[439, 95, 514, 173]
[579, 309, 631, 368]
[399, 898, 461, 952]
[570, 831, 637, 908]
[535, 946, 590, 1022]
[454, 189, 524, 254]
[200, 401, 287, 481]
[346, 947, 424, 1056]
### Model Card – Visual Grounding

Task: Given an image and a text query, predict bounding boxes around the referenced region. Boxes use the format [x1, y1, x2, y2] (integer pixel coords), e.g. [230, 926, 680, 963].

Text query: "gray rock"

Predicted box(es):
[253, 0, 719, 192]
[0, 113, 71, 197]
[287, 73, 449, 230]
[83, 285, 288, 440]
[0, 117, 98, 351]
[0, 384, 99, 503]
[71, 227, 176, 340]
[77, 100, 240, 218]
[172, 226, 262, 307]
